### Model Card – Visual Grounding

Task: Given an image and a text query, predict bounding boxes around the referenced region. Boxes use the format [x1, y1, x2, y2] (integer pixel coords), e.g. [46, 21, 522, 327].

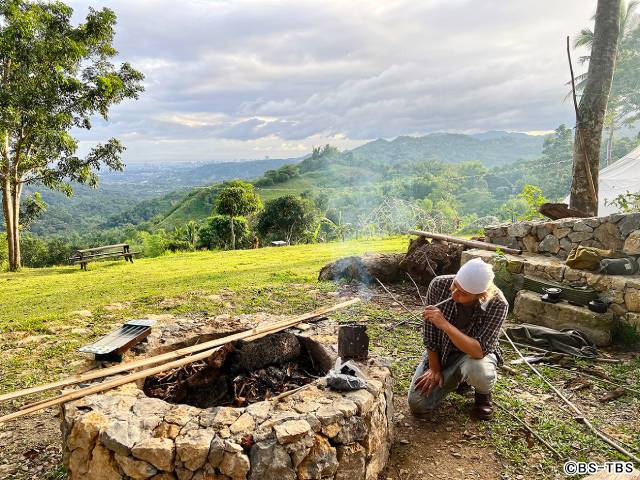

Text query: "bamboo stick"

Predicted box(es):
[0, 348, 221, 423]
[0, 298, 361, 404]
[494, 400, 562, 459]
[502, 330, 640, 465]
[0, 298, 361, 423]
[408, 229, 522, 255]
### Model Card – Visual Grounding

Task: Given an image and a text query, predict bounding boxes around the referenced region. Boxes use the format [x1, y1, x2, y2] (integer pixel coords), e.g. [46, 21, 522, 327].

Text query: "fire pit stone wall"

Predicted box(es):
[60, 320, 393, 480]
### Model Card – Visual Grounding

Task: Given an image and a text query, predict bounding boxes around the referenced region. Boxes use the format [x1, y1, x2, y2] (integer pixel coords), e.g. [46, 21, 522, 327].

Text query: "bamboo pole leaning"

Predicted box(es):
[0, 346, 222, 423]
[408, 229, 523, 255]
[0, 298, 361, 406]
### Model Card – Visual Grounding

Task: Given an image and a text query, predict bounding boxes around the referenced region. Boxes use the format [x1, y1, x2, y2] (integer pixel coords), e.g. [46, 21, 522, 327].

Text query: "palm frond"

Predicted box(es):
[577, 55, 591, 65]
[574, 28, 594, 48]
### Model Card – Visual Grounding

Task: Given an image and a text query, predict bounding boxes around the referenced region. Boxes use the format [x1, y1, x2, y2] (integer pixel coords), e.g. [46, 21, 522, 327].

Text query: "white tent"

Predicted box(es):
[564, 145, 640, 215]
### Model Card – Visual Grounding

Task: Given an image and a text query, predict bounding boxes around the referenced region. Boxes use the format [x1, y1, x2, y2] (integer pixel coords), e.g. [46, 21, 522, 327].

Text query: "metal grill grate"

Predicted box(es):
[79, 319, 156, 357]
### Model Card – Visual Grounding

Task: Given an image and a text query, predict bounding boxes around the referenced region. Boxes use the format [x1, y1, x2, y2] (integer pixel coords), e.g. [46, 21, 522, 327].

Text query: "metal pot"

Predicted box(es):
[588, 299, 610, 314]
[542, 287, 562, 300]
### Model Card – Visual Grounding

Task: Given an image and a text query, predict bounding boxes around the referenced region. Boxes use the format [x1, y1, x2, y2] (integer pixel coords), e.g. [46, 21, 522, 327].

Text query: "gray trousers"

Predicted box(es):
[407, 351, 498, 415]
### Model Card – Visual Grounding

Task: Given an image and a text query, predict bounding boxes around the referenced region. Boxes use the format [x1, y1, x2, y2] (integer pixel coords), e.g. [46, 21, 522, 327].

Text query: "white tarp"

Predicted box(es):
[564, 145, 640, 215]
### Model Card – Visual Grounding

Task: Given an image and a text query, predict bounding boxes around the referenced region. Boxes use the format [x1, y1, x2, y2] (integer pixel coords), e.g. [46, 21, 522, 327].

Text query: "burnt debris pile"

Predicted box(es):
[144, 332, 326, 408]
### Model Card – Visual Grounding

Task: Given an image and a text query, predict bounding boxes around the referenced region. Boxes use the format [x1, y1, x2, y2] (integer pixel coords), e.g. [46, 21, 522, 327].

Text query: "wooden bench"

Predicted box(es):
[69, 243, 138, 270]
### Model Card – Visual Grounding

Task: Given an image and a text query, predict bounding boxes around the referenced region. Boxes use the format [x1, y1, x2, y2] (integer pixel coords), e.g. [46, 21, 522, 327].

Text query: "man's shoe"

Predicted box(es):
[455, 381, 472, 395]
[472, 392, 493, 420]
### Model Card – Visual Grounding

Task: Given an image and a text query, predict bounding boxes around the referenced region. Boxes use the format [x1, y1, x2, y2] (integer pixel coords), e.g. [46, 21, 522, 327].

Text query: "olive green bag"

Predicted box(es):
[565, 246, 614, 271]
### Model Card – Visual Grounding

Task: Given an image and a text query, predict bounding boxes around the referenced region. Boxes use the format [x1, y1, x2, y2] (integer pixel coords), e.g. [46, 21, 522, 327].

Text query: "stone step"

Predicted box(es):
[513, 290, 614, 346]
[461, 249, 640, 322]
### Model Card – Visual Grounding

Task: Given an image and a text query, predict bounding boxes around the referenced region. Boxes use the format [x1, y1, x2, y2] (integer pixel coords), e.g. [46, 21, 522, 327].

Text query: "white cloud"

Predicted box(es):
[67, 0, 595, 162]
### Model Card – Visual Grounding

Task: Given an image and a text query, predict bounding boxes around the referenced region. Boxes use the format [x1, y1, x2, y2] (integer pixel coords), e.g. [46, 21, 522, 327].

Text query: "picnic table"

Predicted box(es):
[69, 243, 137, 270]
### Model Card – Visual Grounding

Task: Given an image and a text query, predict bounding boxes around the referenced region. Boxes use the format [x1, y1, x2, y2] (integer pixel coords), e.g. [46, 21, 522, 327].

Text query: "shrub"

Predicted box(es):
[166, 239, 195, 252]
[199, 215, 251, 249]
[128, 231, 169, 258]
[20, 235, 75, 268]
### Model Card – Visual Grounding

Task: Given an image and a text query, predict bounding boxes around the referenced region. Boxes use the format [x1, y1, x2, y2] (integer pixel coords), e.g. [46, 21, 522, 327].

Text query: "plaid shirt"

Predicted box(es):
[423, 275, 508, 366]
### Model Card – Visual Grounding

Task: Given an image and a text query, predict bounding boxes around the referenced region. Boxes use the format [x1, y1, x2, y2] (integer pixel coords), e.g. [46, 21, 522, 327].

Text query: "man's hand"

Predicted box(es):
[415, 368, 444, 395]
[423, 306, 449, 330]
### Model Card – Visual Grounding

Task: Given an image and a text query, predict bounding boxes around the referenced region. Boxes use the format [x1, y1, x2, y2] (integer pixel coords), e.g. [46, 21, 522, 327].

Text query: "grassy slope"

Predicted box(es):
[156, 175, 324, 227]
[0, 236, 406, 394]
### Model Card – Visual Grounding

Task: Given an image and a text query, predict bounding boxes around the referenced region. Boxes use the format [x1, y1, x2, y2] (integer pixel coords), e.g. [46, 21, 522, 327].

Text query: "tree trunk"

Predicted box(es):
[606, 122, 615, 166]
[12, 185, 22, 270]
[569, 0, 621, 216]
[1, 181, 16, 271]
[230, 216, 236, 250]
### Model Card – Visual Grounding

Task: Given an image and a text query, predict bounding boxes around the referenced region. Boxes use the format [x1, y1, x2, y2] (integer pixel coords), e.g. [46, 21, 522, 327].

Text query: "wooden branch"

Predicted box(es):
[375, 278, 422, 322]
[408, 230, 522, 255]
[502, 330, 640, 464]
[0, 299, 362, 423]
[567, 35, 598, 206]
[405, 272, 426, 306]
[494, 400, 562, 459]
[0, 298, 360, 404]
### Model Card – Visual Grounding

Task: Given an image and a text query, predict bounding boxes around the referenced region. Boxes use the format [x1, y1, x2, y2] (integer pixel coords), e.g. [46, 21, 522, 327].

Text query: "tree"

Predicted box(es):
[569, 0, 621, 215]
[516, 184, 548, 220]
[198, 215, 251, 250]
[574, 1, 640, 165]
[0, 1, 144, 270]
[184, 220, 199, 247]
[256, 195, 317, 244]
[214, 180, 262, 249]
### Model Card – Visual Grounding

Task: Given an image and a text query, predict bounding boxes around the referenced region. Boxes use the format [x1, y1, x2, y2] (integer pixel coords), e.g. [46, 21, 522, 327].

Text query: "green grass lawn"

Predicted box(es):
[0, 236, 407, 395]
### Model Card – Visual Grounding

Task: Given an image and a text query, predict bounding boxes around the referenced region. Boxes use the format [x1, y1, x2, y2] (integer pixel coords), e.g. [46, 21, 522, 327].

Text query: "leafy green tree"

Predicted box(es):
[198, 215, 250, 250]
[516, 184, 548, 220]
[214, 180, 262, 249]
[575, 1, 640, 164]
[183, 220, 199, 247]
[0, 1, 144, 270]
[256, 195, 317, 244]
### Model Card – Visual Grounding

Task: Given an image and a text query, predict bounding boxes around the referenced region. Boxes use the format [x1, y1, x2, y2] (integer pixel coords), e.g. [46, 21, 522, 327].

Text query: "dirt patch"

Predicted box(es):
[383, 398, 502, 480]
[0, 408, 62, 480]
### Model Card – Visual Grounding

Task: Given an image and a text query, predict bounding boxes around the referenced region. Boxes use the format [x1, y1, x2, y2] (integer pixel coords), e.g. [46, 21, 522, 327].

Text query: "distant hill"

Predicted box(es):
[24, 157, 300, 235]
[152, 131, 545, 228]
[23, 131, 546, 236]
[348, 132, 543, 167]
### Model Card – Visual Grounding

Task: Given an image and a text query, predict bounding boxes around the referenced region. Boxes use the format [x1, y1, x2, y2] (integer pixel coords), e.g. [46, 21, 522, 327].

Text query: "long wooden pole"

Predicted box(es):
[0, 299, 360, 405]
[408, 230, 522, 255]
[0, 347, 222, 423]
[0, 298, 361, 423]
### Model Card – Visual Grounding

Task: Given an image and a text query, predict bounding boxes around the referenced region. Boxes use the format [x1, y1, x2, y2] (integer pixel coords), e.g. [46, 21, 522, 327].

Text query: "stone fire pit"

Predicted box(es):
[60, 315, 393, 480]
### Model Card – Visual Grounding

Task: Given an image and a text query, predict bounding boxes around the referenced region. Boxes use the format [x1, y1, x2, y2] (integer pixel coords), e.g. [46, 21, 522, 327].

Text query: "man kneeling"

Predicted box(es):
[407, 258, 508, 420]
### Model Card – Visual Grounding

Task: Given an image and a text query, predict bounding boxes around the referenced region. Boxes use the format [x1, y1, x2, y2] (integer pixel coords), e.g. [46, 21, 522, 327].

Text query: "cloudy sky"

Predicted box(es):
[67, 0, 595, 163]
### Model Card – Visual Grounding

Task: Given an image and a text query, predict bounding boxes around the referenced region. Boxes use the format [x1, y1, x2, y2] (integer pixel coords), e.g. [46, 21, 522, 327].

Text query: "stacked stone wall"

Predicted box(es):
[61, 362, 393, 480]
[484, 213, 640, 259]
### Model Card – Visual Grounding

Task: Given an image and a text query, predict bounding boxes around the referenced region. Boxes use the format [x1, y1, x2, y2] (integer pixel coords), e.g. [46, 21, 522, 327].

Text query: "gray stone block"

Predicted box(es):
[513, 290, 614, 346]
